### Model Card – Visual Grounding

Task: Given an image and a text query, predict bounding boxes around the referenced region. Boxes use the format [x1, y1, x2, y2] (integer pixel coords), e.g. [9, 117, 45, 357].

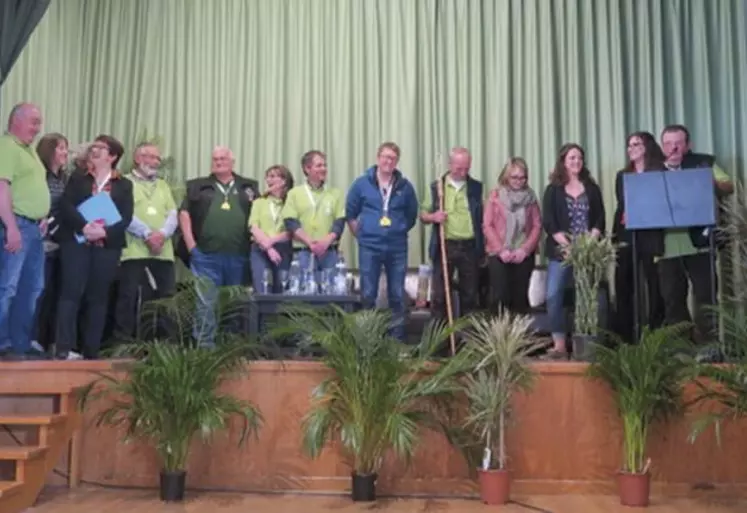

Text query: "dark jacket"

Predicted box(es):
[176, 173, 259, 265]
[427, 176, 484, 261]
[542, 179, 606, 261]
[57, 171, 134, 249]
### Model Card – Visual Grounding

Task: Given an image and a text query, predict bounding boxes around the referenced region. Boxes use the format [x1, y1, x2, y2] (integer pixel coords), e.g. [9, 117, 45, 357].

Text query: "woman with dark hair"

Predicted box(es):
[541, 143, 606, 359]
[31, 133, 69, 352]
[612, 131, 666, 343]
[248, 165, 294, 293]
[54, 134, 133, 359]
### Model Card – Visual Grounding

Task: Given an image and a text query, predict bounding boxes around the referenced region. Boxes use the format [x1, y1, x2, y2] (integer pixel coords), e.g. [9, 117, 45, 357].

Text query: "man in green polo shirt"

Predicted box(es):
[114, 143, 178, 340]
[657, 124, 733, 346]
[0, 103, 50, 359]
[282, 150, 345, 285]
[420, 147, 484, 329]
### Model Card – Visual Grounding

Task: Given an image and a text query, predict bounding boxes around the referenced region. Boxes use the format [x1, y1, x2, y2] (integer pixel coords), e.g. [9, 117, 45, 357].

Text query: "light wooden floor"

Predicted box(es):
[30, 487, 747, 513]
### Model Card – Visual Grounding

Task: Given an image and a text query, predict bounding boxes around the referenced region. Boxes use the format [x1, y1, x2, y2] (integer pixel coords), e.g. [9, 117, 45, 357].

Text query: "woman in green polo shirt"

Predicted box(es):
[248, 165, 294, 293]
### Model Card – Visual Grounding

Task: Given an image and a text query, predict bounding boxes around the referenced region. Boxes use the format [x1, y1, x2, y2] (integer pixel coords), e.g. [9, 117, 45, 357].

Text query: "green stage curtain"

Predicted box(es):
[0, 0, 50, 94]
[1, 0, 746, 266]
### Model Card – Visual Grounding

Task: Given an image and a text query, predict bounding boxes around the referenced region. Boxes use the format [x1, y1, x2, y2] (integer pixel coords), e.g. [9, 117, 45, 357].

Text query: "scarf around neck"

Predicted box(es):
[497, 186, 537, 249]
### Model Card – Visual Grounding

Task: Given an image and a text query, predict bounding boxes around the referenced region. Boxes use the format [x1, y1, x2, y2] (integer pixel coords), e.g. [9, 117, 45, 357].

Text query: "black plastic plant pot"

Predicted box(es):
[351, 472, 377, 502]
[159, 470, 186, 502]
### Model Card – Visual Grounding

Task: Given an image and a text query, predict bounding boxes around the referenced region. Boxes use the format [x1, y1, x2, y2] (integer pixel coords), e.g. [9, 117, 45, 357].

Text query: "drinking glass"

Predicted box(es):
[262, 268, 272, 294]
[279, 270, 289, 293]
[320, 269, 333, 295]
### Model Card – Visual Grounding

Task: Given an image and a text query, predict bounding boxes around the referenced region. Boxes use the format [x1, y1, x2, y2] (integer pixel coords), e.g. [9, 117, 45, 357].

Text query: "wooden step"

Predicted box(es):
[0, 414, 65, 426]
[0, 480, 22, 497]
[0, 385, 83, 396]
[0, 446, 46, 460]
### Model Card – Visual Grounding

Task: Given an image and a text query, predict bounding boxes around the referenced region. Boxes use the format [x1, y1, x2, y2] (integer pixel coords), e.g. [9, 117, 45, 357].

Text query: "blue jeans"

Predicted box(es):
[358, 245, 408, 341]
[250, 243, 292, 293]
[190, 248, 247, 345]
[0, 216, 45, 355]
[546, 259, 604, 339]
[296, 248, 339, 291]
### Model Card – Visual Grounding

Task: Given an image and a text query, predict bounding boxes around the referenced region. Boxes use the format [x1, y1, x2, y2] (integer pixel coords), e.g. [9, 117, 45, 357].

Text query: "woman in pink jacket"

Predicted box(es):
[483, 157, 542, 314]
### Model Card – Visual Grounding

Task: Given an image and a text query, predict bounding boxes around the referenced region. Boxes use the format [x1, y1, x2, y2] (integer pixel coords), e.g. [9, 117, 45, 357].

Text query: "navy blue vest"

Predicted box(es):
[427, 176, 484, 261]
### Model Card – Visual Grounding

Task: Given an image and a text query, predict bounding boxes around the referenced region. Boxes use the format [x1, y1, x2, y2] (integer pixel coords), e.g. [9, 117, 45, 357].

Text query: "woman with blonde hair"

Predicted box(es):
[483, 157, 541, 314]
[248, 165, 294, 293]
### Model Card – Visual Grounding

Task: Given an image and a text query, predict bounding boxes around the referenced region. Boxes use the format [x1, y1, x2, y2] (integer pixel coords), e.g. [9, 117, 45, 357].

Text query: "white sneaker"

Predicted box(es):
[30, 340, 44, 353]
[66, 351, 83, 360]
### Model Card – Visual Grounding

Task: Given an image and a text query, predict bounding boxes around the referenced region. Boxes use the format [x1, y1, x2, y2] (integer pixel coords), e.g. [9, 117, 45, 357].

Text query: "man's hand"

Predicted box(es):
[146, 231, 166, 255]
[498, 249, 511, 263]
[590, 228, 601, 239]
[267, 247, 282, 265]
[39, 218, 48, 237]
[4, 224, 21, 253]
[430, 211, 448, 224]
[310, 238, 331, 258]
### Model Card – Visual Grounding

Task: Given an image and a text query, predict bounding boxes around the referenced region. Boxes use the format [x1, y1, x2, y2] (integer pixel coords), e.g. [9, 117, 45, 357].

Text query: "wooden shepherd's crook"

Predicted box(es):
[436, 175, 456, 356]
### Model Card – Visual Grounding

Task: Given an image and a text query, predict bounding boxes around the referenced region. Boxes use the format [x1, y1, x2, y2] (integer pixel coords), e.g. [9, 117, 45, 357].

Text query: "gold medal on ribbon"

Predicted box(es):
[380, 216, 392, 227]
[221, 201, 231, 211]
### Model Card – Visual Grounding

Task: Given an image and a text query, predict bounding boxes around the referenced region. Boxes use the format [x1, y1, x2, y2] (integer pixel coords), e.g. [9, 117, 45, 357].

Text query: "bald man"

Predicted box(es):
[178, 146, 259, 344]
[0, 103, 50, 360]
[420, 147, 484, 341]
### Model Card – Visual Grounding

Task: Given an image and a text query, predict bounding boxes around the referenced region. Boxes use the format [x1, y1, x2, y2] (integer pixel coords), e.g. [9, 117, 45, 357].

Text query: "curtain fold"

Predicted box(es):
[1, 0, 746, 266]
[0, 0, 50, 86]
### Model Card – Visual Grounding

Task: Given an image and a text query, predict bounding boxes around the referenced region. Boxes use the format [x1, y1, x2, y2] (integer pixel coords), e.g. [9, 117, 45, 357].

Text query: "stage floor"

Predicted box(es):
[32, 487, 747, 513]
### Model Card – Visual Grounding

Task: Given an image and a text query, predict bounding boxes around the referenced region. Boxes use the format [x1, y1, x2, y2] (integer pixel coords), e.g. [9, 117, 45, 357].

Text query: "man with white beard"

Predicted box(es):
[113, 142, 178, 340]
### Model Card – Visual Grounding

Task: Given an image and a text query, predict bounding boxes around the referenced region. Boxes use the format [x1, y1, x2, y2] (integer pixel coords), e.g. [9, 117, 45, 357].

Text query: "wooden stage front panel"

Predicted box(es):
[0, 360, 745, 497]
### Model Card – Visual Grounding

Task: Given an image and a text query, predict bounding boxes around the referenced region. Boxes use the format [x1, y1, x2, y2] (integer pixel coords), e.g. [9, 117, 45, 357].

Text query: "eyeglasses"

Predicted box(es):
[508, 175, 527, 181]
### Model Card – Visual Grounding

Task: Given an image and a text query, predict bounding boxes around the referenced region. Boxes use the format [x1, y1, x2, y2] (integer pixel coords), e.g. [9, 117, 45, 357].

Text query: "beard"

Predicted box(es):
[139, 165, 158, 178]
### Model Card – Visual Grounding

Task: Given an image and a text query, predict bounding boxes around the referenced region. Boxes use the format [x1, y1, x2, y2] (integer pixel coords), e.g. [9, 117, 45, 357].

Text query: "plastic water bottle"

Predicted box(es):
[334, 257, 348, 295]
[289, 258, 301, 295]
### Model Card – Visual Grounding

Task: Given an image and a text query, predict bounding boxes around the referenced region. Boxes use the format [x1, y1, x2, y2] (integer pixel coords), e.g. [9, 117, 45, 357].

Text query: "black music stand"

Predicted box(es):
[623, 168, 717, 343]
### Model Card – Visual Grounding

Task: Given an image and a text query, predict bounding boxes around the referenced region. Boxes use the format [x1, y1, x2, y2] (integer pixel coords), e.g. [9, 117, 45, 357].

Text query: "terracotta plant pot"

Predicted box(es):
[477, 468, 510, 505]
[617, 471, 651, 507]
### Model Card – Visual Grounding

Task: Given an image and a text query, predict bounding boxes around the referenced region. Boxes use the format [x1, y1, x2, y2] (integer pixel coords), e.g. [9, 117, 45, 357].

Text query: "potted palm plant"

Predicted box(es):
[79, 282, 263, 502]
[563, 232, 617, 359]
[586, 324, 692, 507]
[460, 311, 544, 505]
[276, 305, 466, 502]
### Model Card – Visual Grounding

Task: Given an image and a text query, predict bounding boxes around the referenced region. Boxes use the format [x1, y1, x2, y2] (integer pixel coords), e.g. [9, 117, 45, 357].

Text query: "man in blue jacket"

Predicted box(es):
[346, 142, 418, 341]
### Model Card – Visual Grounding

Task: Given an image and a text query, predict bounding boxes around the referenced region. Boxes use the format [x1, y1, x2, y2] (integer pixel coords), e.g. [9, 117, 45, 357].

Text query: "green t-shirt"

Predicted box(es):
[420, 180, 474, 240]
[248, 196, 285, 237]
[659, 165, 731, 260]
[0, 134, 50, 220]
[121, 176, 177, 262]
[281, 183, 345, 248]
[199, 189, 249, 255]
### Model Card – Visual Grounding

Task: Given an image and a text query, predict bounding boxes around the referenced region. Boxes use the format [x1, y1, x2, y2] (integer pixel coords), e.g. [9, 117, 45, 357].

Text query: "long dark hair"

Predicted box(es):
[549, 143, 592, 185]
[624, 131, 666, 172]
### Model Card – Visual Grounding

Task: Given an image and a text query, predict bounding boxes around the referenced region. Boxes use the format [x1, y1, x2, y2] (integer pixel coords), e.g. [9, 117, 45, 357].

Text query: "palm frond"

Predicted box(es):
[587, 323, 693, 472]
[275, 305, 466, 475]
[459, 311, 543, 469]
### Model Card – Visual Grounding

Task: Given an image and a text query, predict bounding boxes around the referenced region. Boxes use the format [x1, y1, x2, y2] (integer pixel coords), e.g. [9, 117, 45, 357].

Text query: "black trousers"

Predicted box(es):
[431, 239, 479, 320]
[32, 251, 62, 350]
[56, 242, 121, 359]
[114, 258, 176, 341]
[658, 252, 716, 343]
[613, 245, 665, 343]
[487, 254, 534, 315]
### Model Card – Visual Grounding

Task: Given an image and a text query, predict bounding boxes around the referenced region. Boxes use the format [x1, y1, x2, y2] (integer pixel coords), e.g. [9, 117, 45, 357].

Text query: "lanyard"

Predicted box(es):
[381, 181, 394, 215]
[304, 184, 323, 210]
[268, 200, 280, 223]
[95, 172, 112, 194]
[215, 180, 235, 199]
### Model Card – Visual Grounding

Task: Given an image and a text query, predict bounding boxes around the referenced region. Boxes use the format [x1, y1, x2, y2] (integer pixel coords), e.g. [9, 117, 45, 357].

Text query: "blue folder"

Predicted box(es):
[623, 168, 716, 230]
[75, 193, 122, 243]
